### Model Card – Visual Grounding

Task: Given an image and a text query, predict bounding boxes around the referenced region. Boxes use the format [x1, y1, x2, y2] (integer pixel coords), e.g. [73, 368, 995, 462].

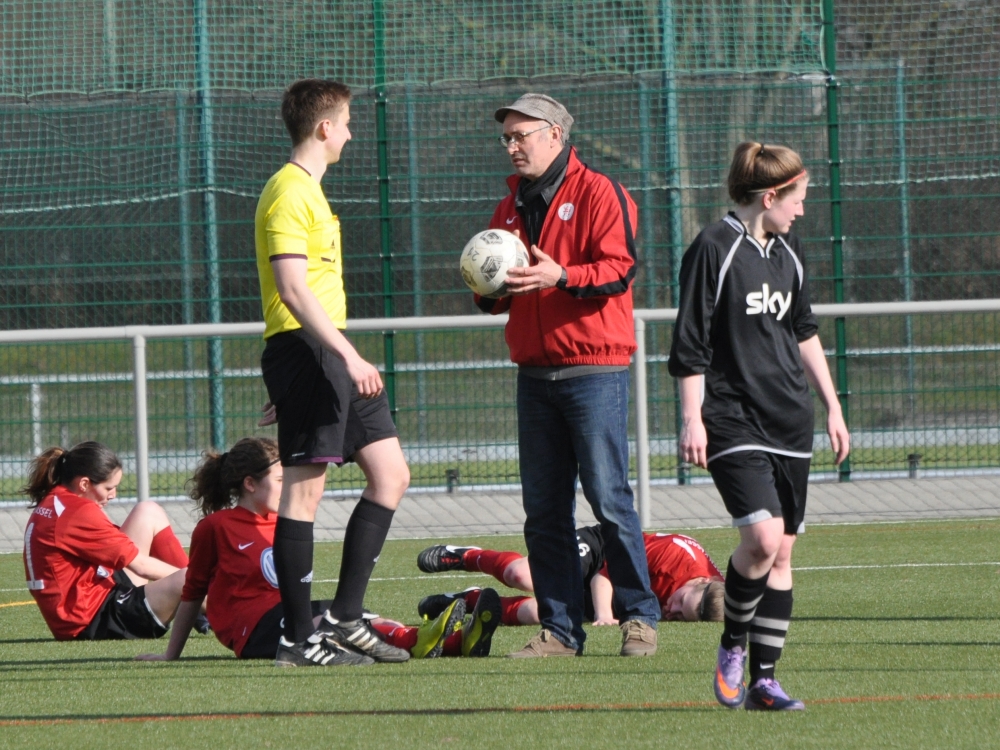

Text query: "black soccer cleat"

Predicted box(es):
[418, 587, 483, 620]
[274, 634, 374, 667]
[194, 613, 212, 635]
[416, 545, 481, 573]
[318, 613, 411, 663]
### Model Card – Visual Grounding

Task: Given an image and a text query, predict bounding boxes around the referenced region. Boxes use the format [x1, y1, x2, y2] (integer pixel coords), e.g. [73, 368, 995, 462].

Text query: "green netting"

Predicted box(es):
[1, 0, 999, 496]
[0, 0, 824, 95]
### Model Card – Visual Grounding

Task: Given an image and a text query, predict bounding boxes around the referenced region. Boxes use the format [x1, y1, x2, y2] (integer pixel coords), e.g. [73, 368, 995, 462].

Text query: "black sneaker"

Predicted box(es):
[319, 613, 411, 663]
[194, 613, 212, 635]
[274, 634, 374, 667]
[418, 587, 482, 619]
[417, 545, 481, 573]
[462, 588, 502, 657]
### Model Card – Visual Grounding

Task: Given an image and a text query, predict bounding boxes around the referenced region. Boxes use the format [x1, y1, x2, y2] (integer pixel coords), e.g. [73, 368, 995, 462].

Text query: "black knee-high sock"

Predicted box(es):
[273, 517, 315, 643]
[328, 499, 395, 622]
[721, 558, 770, 650]
[749, 587, 793, 684]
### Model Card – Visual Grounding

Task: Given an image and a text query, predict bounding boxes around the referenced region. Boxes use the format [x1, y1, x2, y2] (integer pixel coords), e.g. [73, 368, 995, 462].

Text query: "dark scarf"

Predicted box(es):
[515, 146, 570, 246]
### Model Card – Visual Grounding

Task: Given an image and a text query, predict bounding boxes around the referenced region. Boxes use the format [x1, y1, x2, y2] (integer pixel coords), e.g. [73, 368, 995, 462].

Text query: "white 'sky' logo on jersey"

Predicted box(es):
[746, 282, 791, 321]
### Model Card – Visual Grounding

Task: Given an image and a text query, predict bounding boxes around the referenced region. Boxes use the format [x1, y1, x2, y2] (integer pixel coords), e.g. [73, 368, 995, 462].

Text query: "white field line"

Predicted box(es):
[0, 572, 489, 593]
[793, 561, 1000, 571]
[308, 561, 1000, 582]
[3, 563, 999, 594]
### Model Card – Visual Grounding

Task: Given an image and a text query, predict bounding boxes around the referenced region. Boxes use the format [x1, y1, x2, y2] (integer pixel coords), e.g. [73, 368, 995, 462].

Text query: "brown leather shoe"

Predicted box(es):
[506, 629, 578, 658]
[620, 619, 657, 656]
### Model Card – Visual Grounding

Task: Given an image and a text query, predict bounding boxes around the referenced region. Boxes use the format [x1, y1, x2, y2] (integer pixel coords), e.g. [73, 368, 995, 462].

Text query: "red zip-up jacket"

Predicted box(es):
[476, 148, 638, 367]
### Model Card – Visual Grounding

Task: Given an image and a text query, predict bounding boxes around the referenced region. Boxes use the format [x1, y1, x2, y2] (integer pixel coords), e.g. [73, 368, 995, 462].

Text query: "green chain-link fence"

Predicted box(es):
[1, 0, 998, 498]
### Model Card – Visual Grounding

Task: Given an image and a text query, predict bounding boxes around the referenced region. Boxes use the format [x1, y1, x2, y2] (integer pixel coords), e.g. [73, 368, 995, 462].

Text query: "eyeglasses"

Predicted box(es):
[498, 124, 551, 148]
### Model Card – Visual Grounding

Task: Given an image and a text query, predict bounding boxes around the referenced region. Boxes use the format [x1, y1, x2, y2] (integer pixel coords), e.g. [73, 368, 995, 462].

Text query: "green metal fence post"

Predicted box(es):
[823, 0, 850, 480]
[896, 59, 916, 419]
[638, 75, 662, 440]
[405, 80, 428, 443]
[176, 93, 197, 450]
[194, 0, 225, 449]
[373, 0, 396, 415]
[638, 76, 658, 310]
[661, 0, 688, 485]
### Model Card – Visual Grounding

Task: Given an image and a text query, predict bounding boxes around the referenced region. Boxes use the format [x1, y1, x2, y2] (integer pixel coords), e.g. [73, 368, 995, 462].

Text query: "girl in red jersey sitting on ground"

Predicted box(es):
[22, 441, 190, 641]
[137, 437, 500, 665]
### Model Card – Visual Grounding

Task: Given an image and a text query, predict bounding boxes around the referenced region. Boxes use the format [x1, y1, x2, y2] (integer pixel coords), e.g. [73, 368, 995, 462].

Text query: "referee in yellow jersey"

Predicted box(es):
[255, 79, 410, 667]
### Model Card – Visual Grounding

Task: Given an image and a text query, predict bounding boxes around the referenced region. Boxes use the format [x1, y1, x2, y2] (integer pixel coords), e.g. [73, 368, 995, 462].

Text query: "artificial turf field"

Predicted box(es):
[1, 518, 999, 749]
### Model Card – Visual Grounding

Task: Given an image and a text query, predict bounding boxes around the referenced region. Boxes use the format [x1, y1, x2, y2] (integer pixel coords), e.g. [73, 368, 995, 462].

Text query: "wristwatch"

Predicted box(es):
[556, 267, 568, 290]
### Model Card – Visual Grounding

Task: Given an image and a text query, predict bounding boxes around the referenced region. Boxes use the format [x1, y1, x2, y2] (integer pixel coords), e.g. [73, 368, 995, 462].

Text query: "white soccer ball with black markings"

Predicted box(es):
[459, 229, 530, 299]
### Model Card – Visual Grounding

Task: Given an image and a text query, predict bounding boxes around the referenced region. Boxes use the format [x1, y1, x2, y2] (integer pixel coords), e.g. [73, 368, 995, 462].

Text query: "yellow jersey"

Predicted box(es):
[255, 162, 346, 339]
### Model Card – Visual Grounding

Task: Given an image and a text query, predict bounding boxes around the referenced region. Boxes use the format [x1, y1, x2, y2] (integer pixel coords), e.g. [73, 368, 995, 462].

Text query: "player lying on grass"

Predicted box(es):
[416, 526, 725, 627]
[136, 437, 499, 664]
[22, 441, 191, 641]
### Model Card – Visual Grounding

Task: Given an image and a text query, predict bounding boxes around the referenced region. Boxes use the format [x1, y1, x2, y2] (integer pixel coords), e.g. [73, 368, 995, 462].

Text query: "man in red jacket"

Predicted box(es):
[477, 93, 660, 658]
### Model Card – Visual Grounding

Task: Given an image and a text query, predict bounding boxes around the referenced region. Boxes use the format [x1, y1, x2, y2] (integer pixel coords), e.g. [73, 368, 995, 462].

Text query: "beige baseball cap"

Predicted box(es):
[494, 93, 574, 137]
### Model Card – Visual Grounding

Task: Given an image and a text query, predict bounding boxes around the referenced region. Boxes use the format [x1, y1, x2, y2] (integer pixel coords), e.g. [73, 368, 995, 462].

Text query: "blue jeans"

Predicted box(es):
[517, 370, 659, 651]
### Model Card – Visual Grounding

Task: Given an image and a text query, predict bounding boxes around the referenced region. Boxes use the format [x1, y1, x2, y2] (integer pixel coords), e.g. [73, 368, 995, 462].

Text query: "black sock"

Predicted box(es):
[273, 517, 315, 643]
[720, 558, 770, 650]
[749, 587, 793, 684]
[328, 498, 395, 622]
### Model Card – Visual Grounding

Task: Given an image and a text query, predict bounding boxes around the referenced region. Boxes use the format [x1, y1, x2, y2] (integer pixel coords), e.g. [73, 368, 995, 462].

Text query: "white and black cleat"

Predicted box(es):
[274, 634, 374, 667]
[319, 613, 411, 663]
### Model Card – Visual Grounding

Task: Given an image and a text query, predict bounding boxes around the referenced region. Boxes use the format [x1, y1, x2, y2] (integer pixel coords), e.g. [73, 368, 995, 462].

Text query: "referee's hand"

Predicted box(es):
[258, 401, 277, 427]
[346, 354, 384, 398]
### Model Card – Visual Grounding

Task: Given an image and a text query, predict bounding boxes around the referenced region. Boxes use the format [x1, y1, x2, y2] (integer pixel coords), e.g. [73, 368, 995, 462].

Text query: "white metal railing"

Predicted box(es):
[1, 299, 999, 526]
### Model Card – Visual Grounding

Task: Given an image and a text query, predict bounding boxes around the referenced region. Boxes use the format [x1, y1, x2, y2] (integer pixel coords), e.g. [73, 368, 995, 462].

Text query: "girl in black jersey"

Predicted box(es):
[668, 142, 850, 711]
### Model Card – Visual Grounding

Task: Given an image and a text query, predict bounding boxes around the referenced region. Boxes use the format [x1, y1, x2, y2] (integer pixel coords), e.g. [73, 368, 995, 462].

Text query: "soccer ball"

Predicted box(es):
[459, 229, 529, 299]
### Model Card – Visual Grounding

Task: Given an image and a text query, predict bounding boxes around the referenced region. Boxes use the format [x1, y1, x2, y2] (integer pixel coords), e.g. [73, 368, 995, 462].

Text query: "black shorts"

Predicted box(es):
[240, 599, 333, 659]
[576, 525, 606, 621]
[76, 570, 168, 641]
[708, 450, 811, 535]
[260, 330, 399, 466]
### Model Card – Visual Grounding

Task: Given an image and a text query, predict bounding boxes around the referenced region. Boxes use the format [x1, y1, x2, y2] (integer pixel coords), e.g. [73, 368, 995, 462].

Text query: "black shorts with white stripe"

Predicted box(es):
[709, 450, 810, 534]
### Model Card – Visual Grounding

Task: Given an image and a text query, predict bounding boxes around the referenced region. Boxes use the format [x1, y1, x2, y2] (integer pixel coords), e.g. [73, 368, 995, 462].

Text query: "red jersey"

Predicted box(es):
[23, 487, 139, 640]
[182, 506, 281, 657]
[643, 533, 722, 605]
[480, 148, 639, 367]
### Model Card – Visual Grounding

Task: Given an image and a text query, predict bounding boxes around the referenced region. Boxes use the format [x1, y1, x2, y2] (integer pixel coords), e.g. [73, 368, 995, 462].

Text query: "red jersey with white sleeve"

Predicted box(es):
[643, 533, 723, 604]
[182, 506, 281, 657]
[23, 487, 139, 640]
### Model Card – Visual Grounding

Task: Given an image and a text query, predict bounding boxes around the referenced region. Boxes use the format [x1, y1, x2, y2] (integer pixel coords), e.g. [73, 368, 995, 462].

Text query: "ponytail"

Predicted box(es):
[22, 442, 122, 507]
[189, 437, 280, 516]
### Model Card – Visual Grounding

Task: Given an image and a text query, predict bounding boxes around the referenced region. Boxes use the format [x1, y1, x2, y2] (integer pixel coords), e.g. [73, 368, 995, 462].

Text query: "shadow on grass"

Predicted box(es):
[797, 616, 993, 622]
[0, 703, 717, 726]
[0, 655, 234, 668]
[0, 638, 53, 645]
[796, 639, 1000, 652]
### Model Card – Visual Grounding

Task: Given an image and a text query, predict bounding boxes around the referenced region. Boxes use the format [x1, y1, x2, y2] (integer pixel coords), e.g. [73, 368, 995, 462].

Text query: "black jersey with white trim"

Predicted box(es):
[668, 213, 819, 459]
